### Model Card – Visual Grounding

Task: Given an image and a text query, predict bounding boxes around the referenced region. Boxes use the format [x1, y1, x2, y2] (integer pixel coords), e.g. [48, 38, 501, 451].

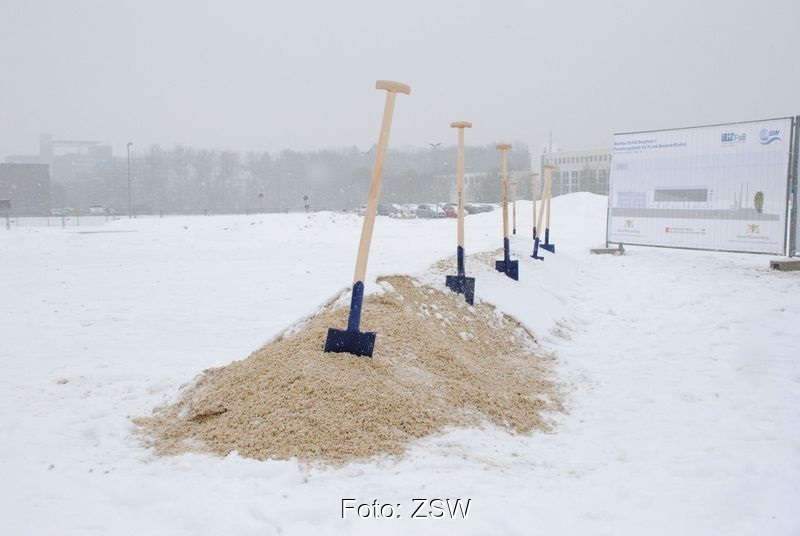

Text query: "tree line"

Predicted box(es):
[60, 142, 532, 214]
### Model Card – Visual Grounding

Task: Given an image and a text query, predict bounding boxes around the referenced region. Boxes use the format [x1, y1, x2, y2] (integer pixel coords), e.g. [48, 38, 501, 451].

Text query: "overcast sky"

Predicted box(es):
[1, 0, 798, 159]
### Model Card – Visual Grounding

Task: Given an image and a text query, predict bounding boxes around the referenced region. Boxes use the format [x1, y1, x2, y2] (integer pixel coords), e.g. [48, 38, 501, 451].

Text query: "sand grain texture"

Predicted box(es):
[135, 275, 562, 464]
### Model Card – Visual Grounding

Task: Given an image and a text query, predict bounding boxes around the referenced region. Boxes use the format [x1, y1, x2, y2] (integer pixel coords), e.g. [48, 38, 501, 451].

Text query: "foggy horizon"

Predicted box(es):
[2, 0, 799, 160]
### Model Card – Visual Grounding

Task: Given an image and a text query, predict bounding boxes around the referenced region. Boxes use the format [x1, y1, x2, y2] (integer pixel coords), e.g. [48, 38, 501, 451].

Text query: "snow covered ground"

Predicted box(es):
[1, 193, 798, 535]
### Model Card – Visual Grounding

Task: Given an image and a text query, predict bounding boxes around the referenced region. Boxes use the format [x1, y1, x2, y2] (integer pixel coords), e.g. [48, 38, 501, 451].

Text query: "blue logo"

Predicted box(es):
[759, 129, 781, 144]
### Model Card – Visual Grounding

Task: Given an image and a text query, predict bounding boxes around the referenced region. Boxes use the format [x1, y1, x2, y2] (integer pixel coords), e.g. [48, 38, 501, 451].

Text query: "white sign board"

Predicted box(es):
[794, 195, 799, 256]
[607, 118, 792, 254]
[795, 134, 800, 257]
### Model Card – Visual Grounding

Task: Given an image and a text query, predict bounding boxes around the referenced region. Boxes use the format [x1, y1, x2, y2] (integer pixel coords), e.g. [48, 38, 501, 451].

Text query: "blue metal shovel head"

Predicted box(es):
[446, 274, 475, 305]
[495, 259, 519, 280]
[324, 327, 376, 357]
[531, 237, 544, 260]
[324, 280, 375, 357]
[541, 228, 555, 253]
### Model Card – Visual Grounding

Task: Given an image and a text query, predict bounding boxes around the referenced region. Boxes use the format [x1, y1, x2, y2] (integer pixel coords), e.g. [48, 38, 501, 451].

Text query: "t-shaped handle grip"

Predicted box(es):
[450, 121, 472, 129]
[376, 80, 411, 95]
[496, 143, 511, 151]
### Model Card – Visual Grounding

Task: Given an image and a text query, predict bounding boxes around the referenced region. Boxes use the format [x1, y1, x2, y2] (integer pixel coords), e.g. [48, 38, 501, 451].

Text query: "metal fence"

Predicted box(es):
[3, 213, 119, 229]
[2, 206, 346, 229]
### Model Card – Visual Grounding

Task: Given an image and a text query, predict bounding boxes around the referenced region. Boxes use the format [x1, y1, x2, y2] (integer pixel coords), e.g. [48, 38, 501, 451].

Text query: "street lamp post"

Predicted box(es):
[275, 162, 282, 212]
[429, 142, 442, 211]
[127, 142, 133, 218]
[429, 142, 442, 176]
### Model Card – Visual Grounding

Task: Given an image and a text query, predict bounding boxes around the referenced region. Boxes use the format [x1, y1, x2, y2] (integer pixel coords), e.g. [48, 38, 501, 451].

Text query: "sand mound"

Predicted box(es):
[135, 275, 562, 464]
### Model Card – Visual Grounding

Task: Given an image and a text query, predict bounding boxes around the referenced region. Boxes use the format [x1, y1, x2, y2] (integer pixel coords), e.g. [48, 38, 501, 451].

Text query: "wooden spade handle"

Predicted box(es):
[531, 172, 539, 228]
[452, 121, 471, 247]
[497, 144, 511, 239]
[353, 81, 411, 283]
[544, 164, 554, 228]
[537, 166, 551, 232]
[376, 80, 411, 95]
[510, 181, 518, 229]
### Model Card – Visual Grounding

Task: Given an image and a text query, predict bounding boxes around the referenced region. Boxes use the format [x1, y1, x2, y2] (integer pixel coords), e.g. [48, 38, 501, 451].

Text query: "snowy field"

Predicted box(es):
[1, 193, 798, 535]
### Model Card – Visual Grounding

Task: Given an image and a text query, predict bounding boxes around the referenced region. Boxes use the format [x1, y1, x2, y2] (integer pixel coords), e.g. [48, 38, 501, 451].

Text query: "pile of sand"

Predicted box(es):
[135, 275, 562, 464]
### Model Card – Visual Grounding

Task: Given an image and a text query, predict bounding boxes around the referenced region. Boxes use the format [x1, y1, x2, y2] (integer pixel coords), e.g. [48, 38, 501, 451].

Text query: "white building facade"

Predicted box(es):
[539, 148, 612, 196]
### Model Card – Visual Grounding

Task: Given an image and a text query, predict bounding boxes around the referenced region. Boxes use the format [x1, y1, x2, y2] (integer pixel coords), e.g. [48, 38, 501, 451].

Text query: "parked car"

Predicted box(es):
[464, 203, 482, 214]
[415, 204, 444, 219]
[88, 204, 105, 215]
[389, 204, 416, 219]
[377, 203, 394, 216]
[465, 203, 494, 214]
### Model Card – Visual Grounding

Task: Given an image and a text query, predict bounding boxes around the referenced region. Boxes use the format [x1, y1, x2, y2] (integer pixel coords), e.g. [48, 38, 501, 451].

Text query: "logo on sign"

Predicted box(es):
[746, 223, 760, 234]
[759, 129, 781, 145]
[721, 132, 746, 144]
[624, 219, 634, 229]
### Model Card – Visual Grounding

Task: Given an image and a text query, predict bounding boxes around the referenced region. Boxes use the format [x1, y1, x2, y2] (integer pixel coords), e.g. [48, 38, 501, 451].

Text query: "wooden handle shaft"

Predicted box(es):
[537, 171, 546, 233]
[352, 84, 408, 283]
[545, 165, 553, 228]
[531, 173, 539, 228]
[499, 146, 510, 239]
[451, 120, 471, 248]
[456, 126, 466, 248]
[510, 181, 517, 229]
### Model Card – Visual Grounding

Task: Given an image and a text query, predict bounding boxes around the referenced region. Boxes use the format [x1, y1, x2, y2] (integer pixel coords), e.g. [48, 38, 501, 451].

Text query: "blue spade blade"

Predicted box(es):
[542, 228, 555, 253]
[445, 274, 476, 305]
[531, 237, 544, 260]
[324, 327, 376, 357]
[495, 259, 519, 281]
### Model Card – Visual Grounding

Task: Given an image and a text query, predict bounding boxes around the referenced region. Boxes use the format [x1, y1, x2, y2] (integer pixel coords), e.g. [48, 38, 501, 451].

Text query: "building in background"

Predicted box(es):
[0, 163, 50, 214]
[539, 148, 612, 196]
[458, 144, 532, 202]
[5, 134, 125, 211]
